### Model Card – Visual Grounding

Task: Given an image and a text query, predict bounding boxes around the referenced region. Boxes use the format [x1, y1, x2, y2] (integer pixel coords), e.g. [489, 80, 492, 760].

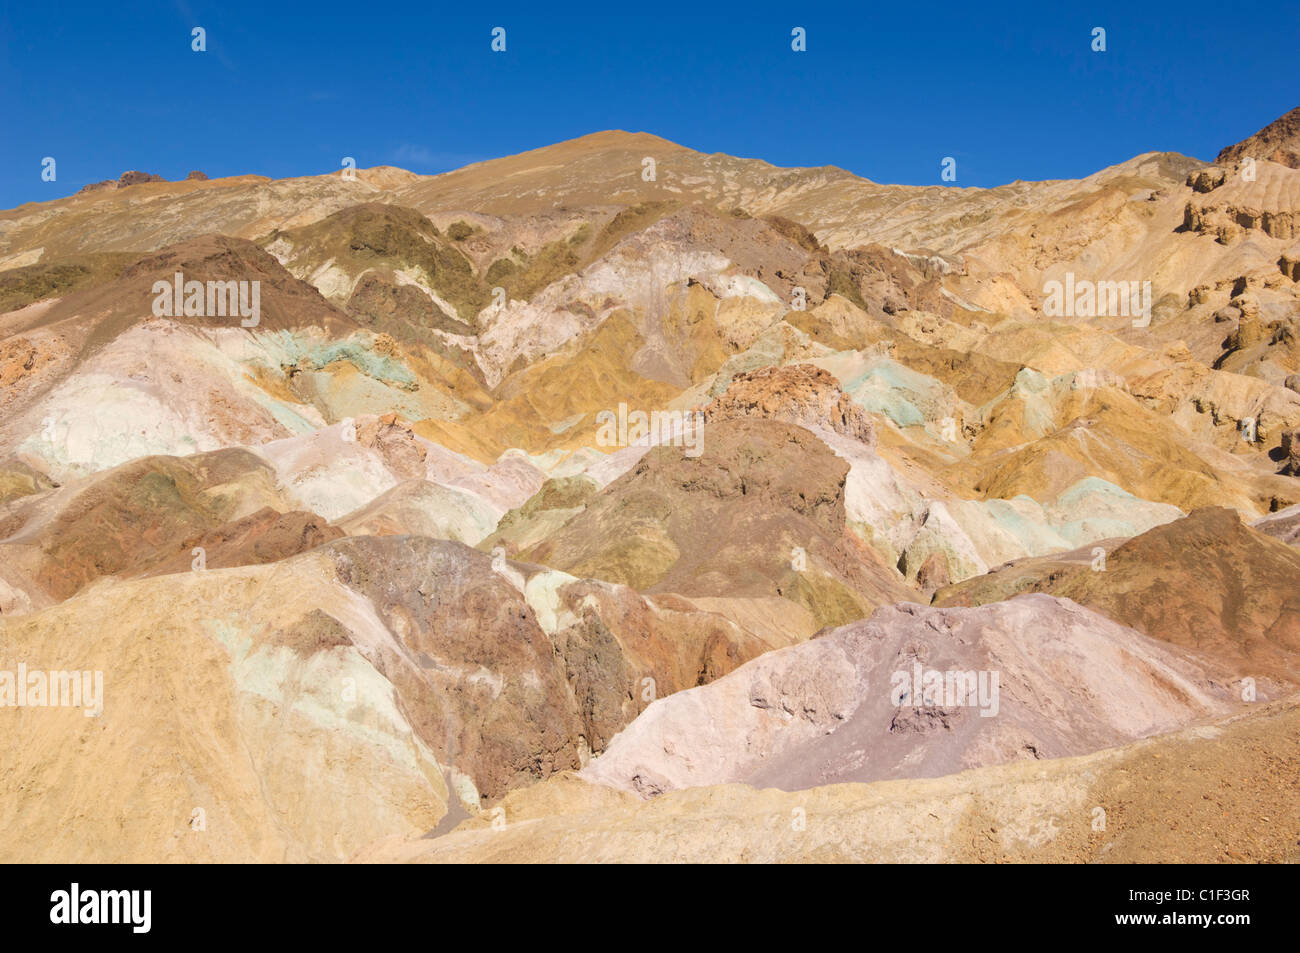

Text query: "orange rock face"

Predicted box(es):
[703, 363, 876, 446]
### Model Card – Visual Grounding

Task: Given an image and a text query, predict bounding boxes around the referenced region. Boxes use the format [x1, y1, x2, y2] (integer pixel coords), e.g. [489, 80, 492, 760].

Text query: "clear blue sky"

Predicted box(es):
[1, 0, 1296, 211]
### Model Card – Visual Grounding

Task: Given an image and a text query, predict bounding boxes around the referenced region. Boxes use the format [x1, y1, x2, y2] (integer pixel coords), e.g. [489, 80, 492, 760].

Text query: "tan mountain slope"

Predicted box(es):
[936, 506, 1300, 680]
[948, 377, 1294, 515]
[264, 202, 487, 331]
[0, 532, 789, 861]
[1253, 501, 1300, 547]
[0, 449, 298, 612]
[0, 553, 453, 863]
[1, 116, 1299, 866]
[0, 240, 492, 483]
[395, 130, 849, 219]
[1218, 106, 1300, 169]
[480, 475, 599, 554]
[361, 695, 1300, 864]
[579, 594, 1236, 796]
[0, 167, 408, 264]
[5, 128, 1294, 486]
[521, 417, 915, 629]
[0, 235, 361, 445]
[0, 252, 138, 313]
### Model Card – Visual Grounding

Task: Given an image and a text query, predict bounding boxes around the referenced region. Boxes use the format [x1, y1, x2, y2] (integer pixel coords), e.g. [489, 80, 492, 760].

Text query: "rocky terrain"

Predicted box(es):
[1217, 106, 1300, 170]
[3, 109, 1300, 863]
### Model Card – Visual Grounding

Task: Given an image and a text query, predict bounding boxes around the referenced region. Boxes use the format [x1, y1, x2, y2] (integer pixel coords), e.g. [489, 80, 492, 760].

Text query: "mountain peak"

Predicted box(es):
[1217, 105, 1300, 168]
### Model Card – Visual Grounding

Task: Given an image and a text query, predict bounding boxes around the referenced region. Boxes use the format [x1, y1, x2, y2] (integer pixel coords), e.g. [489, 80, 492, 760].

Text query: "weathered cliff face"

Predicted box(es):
[1217, 106, 1300, 170]
[1182, 158, 1300, 242]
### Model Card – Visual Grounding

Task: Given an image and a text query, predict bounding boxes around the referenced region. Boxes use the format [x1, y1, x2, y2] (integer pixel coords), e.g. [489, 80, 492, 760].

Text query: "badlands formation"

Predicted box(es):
[2, 111, 1300, 863]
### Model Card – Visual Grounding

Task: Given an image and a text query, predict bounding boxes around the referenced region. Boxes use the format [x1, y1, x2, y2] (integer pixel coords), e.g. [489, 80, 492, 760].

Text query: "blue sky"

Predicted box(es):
[1, 0, 1296, 210]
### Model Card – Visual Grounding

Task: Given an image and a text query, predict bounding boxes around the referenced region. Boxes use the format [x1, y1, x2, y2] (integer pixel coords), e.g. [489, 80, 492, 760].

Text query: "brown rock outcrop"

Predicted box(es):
[522, 417, 912, 627]
[0, 449, 299, 603]
[703, 363, 875, 446]
[1217, 106, 1300, 170]
[356, 413, 428, 479]
[937, 507, 1300, 679]
[117, 170, 165, 187]
[78, 171, 169, 193]
[1187, 167, 1226, 193]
